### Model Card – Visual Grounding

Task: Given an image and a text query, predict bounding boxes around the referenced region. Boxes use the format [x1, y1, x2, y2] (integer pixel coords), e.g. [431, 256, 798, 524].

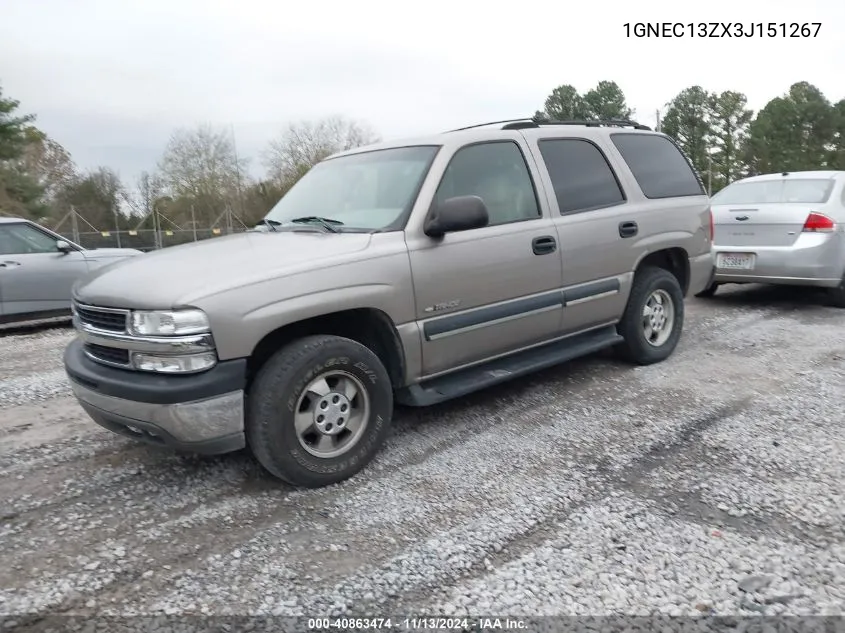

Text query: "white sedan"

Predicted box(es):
[0, 217, 142, 325]
[697, 170, 845, 307]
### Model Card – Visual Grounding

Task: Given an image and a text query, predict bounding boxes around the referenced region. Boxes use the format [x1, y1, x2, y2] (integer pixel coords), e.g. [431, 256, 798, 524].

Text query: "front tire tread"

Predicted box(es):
[246, 334, 393, 488]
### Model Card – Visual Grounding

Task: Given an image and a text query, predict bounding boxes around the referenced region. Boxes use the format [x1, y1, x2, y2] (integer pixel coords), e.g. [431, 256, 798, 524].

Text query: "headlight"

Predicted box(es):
[129, 309, 210, 336]
[133, 352, 217, 374]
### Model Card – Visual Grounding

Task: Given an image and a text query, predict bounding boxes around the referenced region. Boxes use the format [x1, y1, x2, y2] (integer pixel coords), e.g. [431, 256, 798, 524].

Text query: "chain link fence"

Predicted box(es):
[54, 227, 250, 251]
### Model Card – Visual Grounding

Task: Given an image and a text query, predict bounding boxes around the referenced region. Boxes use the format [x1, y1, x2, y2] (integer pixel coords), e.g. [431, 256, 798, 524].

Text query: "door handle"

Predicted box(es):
[532, 235, 557, 255]
[0, 261, 21, 268]
[618, 221, 638, 238]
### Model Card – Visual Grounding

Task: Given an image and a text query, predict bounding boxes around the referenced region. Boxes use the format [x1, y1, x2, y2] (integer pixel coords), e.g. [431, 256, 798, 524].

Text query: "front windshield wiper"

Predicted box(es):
[254, 219, 281, 232]
[288, 216, 343, 233]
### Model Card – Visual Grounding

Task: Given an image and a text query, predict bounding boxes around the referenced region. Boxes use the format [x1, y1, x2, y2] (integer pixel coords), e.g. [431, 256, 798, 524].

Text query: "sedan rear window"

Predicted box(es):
[712, 179, 835, 205]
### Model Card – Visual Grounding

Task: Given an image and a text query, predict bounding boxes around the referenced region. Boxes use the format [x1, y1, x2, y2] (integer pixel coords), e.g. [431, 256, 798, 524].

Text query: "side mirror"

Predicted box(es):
[424, 195, 489, 238]
[56, 240, 73, 254]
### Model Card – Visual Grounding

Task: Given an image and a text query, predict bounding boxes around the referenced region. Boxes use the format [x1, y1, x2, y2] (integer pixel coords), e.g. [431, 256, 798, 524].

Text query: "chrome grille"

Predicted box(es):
[83, 343, 131, 367]
[73, 302, 129, 333]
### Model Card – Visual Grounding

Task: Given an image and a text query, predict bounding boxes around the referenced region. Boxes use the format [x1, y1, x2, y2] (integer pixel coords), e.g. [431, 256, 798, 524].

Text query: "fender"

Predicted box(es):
[208, 282, 416, 362]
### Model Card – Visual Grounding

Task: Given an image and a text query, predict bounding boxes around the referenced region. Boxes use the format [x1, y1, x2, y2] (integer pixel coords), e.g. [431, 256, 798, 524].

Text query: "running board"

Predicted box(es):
[395, 325, 623, 407]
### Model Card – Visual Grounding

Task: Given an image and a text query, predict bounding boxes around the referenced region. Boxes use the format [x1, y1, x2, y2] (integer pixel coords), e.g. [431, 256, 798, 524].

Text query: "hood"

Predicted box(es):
[74, 230, 373, 309]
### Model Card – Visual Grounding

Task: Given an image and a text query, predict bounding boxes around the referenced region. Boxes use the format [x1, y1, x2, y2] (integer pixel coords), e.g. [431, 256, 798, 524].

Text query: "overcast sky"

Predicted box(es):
[2, 0, 843, 186]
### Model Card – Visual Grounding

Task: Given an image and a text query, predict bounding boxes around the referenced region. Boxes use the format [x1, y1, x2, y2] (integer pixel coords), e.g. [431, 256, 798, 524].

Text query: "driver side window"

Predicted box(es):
[434, 141, 540, 226]
[0, 223, 60, 255]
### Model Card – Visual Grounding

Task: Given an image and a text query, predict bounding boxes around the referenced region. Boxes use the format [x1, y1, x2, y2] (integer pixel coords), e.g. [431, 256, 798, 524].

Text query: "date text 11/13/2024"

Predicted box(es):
[308, 617, 528, 630]
[623, 22, 822, 38]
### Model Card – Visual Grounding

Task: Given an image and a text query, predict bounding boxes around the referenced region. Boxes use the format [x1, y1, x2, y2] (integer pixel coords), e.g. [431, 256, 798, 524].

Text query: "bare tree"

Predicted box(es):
[122, 170, 164, 218]
[52, 166, 126, 230]
[158, 124, 243, 198]
[19, 128, 77, 204]
[263, 115, 380, 187]
[117, 171, 168, 247]
[157, 124, 247, 225]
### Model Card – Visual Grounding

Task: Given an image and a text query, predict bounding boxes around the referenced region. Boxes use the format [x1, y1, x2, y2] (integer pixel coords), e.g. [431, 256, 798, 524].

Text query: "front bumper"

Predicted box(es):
[64, 338, 247, 454]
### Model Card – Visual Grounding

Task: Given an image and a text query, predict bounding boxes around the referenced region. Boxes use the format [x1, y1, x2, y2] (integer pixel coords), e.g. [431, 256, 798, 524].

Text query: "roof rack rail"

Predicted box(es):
[446, 117, 653, 133]
[504, 118, 652, 131]
[445, 118, 537, 133]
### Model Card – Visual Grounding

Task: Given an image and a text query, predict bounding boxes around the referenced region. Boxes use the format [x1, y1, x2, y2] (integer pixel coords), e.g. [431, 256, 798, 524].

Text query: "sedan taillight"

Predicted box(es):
[708, 207, 714, 243]
[802, 212, 835, 232]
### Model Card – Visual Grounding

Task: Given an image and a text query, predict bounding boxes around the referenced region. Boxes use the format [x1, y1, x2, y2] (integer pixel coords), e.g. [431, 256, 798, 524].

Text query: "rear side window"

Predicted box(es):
[538, 139, 625, 214]
[611, 133, 705, 199]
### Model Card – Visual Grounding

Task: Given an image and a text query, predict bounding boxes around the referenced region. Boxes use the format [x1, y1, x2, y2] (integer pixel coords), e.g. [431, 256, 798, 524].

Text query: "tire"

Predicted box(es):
[826, 274, 845, 308]
[246, 334, 393, 487]
[615, 266, 685, 365]
[694, 281, 719, 298]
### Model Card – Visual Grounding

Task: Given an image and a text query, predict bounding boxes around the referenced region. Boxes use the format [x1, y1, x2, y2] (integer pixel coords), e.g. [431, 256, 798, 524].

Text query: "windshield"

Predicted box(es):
[712, 178, 835, 205]
[264, 145, 440, 231]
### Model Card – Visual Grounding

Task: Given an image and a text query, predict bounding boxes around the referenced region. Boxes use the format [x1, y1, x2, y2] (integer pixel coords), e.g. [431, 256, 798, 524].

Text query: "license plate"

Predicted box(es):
[717, 253, 755, 270]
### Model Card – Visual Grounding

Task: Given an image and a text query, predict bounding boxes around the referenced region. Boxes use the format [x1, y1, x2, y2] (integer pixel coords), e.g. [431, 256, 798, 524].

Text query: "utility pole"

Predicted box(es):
[231, 123, 245, 221]
[191, 204, 198, 242]
[707, 151, 713, 196]
[114, 210, 122, 248]
[70, 206, 80, 245]
[655, 109, 661, 132]
[152, 203, 161, 250]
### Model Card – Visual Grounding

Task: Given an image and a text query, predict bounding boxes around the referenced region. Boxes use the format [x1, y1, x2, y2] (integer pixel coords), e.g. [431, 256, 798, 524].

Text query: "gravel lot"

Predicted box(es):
[0, 284, 843, 622]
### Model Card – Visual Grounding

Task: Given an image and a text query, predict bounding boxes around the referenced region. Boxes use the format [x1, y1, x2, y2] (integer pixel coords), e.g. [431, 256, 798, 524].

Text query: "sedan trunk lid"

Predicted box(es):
[711, 175, 838, 247]
[712, 203, 818, 247]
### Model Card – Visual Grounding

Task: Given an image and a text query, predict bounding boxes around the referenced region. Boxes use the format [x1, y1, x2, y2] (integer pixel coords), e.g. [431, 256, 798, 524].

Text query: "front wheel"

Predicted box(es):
[615, 267, 685, 365]
[246, 335, 394, 487]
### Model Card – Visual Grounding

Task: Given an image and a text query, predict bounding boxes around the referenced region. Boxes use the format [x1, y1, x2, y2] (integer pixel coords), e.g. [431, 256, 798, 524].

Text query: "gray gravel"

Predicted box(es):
[0, 284, 843, 619]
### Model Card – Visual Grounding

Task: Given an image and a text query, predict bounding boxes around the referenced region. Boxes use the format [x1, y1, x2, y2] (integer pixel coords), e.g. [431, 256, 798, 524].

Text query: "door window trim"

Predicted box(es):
[428, 139, 544, 228]
[537, 137, 628, 216]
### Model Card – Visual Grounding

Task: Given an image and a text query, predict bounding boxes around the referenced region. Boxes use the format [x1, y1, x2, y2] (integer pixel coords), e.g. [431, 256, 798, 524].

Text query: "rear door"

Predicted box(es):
[0, 222, 89, 317]
[527, 131, 708, 334]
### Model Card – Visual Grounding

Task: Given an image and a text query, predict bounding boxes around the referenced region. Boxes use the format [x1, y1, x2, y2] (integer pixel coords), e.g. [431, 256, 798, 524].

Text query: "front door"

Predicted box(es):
[406, 139, 564, 377]
[0, 222, 89, 317]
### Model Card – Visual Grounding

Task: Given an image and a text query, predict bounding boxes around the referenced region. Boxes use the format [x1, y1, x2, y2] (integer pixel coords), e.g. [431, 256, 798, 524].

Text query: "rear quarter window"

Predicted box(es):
[611, 133, 705, 199]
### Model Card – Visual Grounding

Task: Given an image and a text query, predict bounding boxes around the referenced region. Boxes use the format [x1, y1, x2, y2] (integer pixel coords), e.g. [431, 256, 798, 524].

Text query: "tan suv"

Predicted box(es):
[63, 118, 714, 487]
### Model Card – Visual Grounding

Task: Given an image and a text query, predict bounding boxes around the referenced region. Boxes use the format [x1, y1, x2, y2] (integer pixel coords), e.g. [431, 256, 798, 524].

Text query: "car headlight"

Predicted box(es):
[129, 309, 210, 336]
[133, 352, 217, 374]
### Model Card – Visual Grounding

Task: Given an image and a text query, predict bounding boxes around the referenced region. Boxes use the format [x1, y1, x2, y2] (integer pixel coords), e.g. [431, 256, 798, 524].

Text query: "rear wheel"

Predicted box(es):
[695, 281, 719, 298]
[246, 335, 393, 487]
[615, 267, 685, 365]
